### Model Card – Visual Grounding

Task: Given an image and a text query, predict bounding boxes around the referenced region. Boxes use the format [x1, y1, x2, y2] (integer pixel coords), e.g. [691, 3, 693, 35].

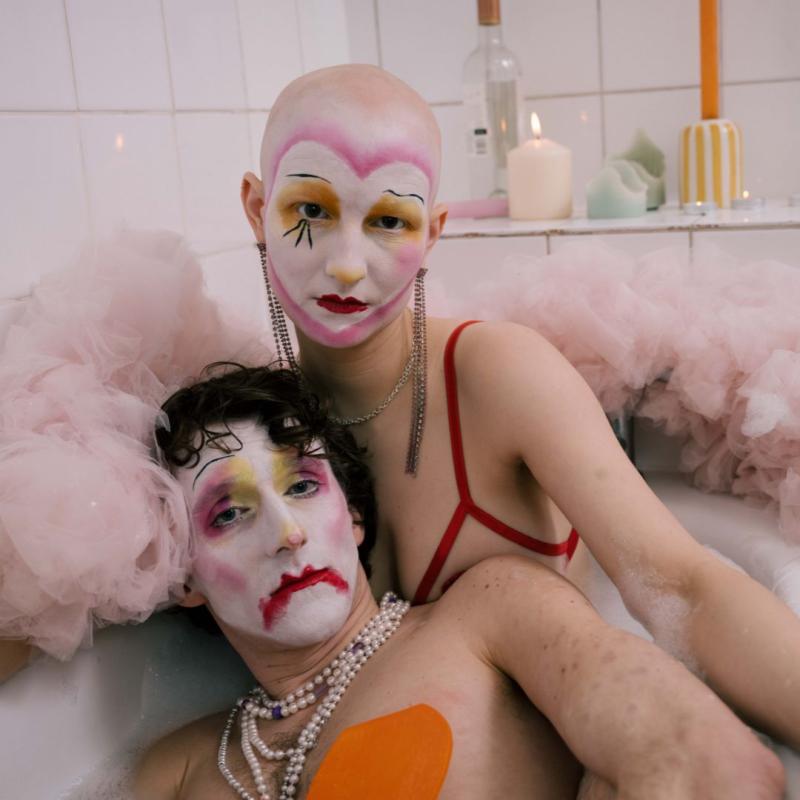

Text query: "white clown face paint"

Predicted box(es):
[262, 135, 432, 349]
[176, 420, 360, 649]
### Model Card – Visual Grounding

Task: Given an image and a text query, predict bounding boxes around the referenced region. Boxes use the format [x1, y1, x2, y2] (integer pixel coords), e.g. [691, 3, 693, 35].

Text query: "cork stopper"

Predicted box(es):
[477, 0, 500, 25]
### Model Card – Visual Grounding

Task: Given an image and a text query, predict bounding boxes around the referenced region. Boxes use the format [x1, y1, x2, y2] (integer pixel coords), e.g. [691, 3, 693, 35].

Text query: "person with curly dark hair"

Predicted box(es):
[136, 363, 781, 800]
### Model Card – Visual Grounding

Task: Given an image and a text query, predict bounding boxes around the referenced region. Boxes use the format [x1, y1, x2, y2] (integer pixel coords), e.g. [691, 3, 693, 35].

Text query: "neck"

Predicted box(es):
[297, 311, 413, 421]
[229, 573, 380, 699]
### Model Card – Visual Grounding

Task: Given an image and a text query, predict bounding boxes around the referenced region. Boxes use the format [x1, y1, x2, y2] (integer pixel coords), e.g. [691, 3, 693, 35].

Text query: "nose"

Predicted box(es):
[273, 520, 307, 556]
[325, 261, 366, 286]
[325, 225, 368, 287]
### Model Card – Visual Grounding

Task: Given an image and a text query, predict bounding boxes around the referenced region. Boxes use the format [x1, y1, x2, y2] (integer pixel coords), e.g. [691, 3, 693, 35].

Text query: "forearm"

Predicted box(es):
[683, 558, 800, 749]
[550, 622, 787, 798]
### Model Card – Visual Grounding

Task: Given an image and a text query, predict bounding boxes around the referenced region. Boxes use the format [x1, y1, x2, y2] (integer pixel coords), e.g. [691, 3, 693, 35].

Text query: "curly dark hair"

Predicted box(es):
[157, 362, 377, 576]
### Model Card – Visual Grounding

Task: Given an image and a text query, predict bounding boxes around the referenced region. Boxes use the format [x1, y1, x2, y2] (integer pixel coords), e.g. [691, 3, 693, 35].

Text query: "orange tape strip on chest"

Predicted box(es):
[307, 704, 452, 799]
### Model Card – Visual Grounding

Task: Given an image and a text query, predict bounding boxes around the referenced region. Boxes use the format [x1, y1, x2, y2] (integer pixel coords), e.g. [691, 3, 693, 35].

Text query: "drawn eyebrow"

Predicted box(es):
[192, 454, 235, 489]
[286, 173, 331, 183]
[384, 189, 424, 205]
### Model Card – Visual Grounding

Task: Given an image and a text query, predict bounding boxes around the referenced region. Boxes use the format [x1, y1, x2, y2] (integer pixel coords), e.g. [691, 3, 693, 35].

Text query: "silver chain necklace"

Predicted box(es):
[328, 344, 415, 426]
[217, 592, 409, 800]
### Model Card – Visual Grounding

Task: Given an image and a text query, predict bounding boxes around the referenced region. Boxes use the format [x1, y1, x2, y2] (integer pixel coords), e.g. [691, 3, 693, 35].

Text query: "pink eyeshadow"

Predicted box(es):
[267, 122, 433, 202]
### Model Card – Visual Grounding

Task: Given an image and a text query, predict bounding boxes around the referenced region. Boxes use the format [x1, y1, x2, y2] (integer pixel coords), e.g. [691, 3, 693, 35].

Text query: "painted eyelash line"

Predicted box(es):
[384, 189, 424, 205]
[283, 218, 313, 249]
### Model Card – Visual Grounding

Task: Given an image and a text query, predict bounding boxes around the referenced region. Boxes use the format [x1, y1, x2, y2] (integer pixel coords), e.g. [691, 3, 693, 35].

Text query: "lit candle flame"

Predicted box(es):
[114, 134, 125, 152]
[742, 190, 750, 199]
[530, 112, 542, 140]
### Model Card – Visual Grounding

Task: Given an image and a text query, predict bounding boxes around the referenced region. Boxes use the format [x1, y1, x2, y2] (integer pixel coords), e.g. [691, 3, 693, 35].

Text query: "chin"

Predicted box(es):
[269, 586, 353, 649]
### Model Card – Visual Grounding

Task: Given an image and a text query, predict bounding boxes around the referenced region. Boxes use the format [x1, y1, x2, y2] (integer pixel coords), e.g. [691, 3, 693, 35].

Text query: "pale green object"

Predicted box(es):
[608, 158, 665, 210]
[612, 128, 665, 180]
[586, 164, 647, 219]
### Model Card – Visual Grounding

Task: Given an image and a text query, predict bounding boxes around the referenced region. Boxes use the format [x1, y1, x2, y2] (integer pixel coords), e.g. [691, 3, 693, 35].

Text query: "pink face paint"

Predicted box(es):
[193, 552, 248, 592]
[265, 122, 434, 205]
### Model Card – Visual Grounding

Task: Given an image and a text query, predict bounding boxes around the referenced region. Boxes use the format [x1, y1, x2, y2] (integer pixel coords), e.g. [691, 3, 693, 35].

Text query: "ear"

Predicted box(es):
[241, 171, 266, 240]
[178, 585, 209, 609]
[350, 510, 366, 547]
[424, 202, 448, 258]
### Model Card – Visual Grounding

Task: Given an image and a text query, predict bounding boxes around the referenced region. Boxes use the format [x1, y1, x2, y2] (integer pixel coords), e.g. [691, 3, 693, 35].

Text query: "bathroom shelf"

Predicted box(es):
[441, 201, 800, 239]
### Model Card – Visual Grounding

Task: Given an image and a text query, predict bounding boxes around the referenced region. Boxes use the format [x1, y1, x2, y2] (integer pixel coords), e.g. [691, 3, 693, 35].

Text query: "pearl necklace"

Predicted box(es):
[218, 592, 410, 800]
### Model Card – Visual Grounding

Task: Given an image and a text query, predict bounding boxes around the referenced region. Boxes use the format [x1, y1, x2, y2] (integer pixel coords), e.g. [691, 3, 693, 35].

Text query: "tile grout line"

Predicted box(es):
[231, 0, 255, 173]
[373, 0, 384, 68]
[60, 0, 94, 238]
[596, 0, 607, 160]
[159, 0, 188, 237]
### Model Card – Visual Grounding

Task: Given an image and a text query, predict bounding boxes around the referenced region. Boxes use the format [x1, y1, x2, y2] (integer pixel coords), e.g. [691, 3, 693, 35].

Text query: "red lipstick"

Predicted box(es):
[316, 294, 368, 314]
[259, 566, 349, 629]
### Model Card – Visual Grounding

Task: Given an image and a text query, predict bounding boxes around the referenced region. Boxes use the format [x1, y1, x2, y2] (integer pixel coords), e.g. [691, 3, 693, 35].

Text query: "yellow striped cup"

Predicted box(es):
[679, 118, 742, 208]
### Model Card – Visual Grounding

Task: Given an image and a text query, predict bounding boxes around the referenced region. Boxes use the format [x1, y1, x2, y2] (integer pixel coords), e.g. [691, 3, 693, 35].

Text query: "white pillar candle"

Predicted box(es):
[508, 113, 572, 220]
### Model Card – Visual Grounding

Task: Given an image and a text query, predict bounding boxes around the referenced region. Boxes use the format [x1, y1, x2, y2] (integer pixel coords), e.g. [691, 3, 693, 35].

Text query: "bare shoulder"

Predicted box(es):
[434, 554, 593, 641]
[134, 711, 226, 800]
[446, 319, 579, 401]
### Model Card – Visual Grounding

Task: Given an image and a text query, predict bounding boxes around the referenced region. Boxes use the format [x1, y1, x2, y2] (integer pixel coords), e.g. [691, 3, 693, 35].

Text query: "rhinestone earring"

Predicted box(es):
[257, 242, 298, 373]
[405, 267, 428, 475]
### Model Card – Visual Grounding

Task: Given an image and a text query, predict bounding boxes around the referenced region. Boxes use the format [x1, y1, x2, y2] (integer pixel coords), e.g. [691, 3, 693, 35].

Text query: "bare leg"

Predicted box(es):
[577, 771, 616, 800]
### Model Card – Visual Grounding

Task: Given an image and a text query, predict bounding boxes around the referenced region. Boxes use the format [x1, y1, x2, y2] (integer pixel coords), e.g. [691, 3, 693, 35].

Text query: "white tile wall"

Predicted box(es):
[550, 232, 690, 258]
[80, 113, 183, 235]
[0, 0, 76, 110]
[296, 0, 351, 73]
[600, 0, 699, 91]
[723, 81, 800, 199]
[722, 0, 800, 84]
[693, 229, 800, 268]
[175, 113, 252, 253]
[343, 0, 381, 66]
[506, 0, 600, 97]
[237, 0, 303, 109]
[2, 0, 799, 305]
[66, 0, 172, 110]
[248, 112, 269, 175]
[0, 115, 89, 296]
[377, 0, 475, 104]
[162, 0, 247, 110]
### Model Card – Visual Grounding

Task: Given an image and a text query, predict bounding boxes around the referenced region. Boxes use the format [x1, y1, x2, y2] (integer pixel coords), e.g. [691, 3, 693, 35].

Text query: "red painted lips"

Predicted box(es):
[316, 294, 368, 314]
[259, 566, 349, 630]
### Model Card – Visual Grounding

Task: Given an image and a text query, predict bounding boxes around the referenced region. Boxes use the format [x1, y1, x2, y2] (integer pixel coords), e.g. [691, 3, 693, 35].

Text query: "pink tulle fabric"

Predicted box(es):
[0, 230, 267, 659]
[438, 240, 800, 543]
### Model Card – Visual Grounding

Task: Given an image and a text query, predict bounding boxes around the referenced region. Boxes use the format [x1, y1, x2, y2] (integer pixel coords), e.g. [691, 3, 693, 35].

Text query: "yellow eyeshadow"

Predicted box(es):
[269, 449, 300, 494]
[275, 181, 340, 229]
[365, 197, 424, 233]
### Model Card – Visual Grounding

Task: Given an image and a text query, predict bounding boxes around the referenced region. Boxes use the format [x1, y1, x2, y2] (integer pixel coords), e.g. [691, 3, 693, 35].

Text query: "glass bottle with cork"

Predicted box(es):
[462, 0, 522, 199]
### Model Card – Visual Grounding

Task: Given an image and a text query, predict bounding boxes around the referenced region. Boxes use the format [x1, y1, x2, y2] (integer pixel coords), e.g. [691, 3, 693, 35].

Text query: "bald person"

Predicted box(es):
[239, 64, 800, 750]
[135, 365, 782, 800]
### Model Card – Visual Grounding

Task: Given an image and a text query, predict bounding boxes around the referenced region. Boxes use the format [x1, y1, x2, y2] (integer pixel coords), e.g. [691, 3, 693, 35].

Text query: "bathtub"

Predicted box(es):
[0, 299, 799, 799]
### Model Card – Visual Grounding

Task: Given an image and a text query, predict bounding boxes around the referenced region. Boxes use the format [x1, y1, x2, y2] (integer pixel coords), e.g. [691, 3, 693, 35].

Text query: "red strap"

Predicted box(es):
[412, 504, 468, 605]
[411, 320, 581, 605]
[444, 320, 480, 502]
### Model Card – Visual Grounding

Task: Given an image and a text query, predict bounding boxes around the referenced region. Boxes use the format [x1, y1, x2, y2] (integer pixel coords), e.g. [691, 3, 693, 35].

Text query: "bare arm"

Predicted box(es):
[465, 322, 800, 747]
[455, 555, 784, 798]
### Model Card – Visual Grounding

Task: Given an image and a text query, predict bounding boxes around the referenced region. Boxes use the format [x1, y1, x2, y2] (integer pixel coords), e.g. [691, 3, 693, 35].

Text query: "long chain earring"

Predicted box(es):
[257, 242, 299, 373]
[405, 267, 428, 475]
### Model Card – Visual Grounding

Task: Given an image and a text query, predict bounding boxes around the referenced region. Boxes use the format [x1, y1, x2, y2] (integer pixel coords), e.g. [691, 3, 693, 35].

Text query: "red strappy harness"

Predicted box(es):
[412, 321, 580, 605]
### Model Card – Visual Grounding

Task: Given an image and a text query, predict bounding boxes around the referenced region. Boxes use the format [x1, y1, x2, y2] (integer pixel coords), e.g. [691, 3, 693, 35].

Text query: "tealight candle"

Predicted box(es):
[731, 190, 765, 211]
[682, 200, 718, 215]
[508, 113, 572, 220]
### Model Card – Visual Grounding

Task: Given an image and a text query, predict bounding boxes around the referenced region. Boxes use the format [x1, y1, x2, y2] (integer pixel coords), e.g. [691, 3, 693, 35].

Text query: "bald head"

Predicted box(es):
[259, 65, 442, 203]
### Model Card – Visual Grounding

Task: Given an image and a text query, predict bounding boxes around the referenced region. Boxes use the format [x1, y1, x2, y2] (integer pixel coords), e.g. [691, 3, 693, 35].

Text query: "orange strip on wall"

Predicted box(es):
[700, 0, 719, 119]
